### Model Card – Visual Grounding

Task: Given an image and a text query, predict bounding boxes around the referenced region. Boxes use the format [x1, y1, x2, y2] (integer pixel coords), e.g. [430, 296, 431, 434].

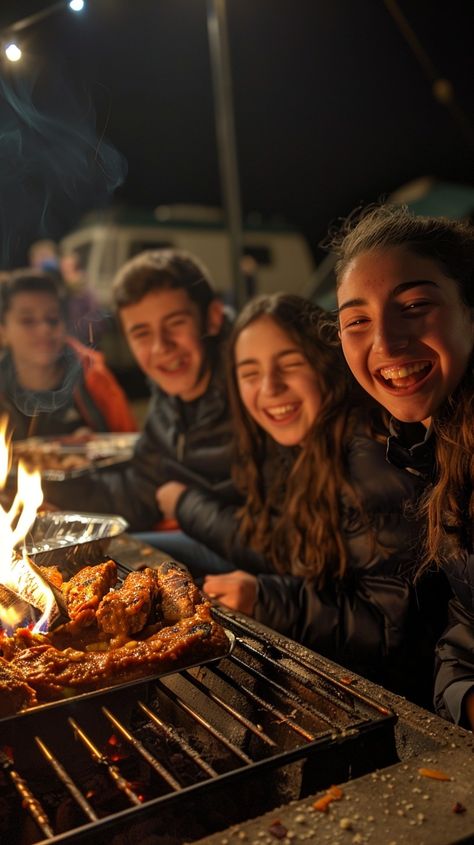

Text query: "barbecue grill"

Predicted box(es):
[0, 567, 398, 845]
[1, 538, 473, 845]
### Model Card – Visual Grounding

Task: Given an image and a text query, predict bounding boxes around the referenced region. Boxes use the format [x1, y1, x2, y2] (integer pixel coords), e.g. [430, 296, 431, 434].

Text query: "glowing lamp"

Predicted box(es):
[4, 42, 22, 62]
[69, 0, 85, 11]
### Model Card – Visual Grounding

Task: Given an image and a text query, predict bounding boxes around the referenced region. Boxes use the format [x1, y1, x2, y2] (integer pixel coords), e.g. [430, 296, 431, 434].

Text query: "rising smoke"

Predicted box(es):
[0, 60, 127, 268]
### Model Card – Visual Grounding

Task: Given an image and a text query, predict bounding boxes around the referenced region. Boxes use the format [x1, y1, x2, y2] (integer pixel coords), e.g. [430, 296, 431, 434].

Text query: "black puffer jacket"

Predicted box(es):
[45, 338, 239, 530]
[387, 420, 473, 724]
[181, 430, 446, 704]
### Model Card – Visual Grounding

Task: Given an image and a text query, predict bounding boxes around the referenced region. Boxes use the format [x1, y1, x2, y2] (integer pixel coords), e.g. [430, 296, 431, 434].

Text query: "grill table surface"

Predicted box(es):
[1, 534, 473, 845]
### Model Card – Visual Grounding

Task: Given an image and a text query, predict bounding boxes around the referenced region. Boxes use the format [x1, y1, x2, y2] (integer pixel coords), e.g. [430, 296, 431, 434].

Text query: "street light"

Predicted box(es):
[4, 41, 22, 62]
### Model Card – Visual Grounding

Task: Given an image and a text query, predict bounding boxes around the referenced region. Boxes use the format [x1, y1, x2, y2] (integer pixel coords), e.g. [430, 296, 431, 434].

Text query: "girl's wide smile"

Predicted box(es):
[263, 401, 301, 422]
[375, 360, 433, 390]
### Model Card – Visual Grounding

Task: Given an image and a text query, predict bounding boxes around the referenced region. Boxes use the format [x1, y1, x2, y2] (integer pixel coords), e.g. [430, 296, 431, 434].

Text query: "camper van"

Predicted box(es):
[60, 205, 315, 305]
[60, 205, 315, 374]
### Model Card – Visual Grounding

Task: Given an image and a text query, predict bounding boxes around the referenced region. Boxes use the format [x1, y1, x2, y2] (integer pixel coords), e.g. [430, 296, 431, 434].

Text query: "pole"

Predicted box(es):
[206, 0, 245, 310]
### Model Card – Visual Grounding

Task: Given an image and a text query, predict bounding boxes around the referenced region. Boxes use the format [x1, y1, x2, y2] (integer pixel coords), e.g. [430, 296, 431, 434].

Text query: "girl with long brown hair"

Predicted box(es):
[333, 204, 474, 726]
[202, 293, 443, 702]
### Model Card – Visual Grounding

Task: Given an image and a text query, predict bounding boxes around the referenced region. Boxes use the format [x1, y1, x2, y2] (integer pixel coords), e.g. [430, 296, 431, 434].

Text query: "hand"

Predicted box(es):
[464, 689, 474, 731]
[203, 571, 258, 616]
[155, 481, 187, 520]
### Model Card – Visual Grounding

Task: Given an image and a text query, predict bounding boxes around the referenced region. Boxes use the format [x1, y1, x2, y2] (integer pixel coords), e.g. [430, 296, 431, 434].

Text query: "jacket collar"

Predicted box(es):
[386, 418, 436, 481]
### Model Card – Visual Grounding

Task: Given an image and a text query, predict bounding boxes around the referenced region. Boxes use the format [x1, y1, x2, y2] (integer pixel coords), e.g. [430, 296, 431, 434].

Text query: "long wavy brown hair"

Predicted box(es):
[227, 293, 374, 586]
[332, 204, 474, 568]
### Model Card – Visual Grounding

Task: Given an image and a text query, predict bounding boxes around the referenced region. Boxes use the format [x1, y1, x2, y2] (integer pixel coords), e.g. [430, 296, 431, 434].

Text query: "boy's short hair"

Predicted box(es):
[0, 269, 68, 322]
[112, 249, 216, 321]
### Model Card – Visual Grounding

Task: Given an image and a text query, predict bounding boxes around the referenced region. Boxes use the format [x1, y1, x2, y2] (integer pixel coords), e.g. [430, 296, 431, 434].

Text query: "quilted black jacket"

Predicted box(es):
[386, 421, 474, 723]
[45, 330, 239, 530]
[180, 430, 448, 704]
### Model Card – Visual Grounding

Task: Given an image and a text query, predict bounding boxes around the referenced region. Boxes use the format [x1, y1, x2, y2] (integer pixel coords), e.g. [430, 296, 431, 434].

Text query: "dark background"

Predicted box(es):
[0, 0, 473, 269]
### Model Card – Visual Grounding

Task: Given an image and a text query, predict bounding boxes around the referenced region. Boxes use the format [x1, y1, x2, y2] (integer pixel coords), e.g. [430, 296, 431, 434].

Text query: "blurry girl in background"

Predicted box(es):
[333, 204, 473, 726]
[203, 293, 444, 705]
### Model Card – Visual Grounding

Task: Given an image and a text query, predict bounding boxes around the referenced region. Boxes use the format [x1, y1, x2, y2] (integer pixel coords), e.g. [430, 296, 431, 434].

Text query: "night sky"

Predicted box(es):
[0, 0, 472, 268]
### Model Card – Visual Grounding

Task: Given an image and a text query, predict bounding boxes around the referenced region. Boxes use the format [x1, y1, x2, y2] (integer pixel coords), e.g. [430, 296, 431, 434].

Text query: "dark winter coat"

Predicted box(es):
[45, 334, 239, 531]
[386, 420, 472, 724]
[180, 428, 446, 704]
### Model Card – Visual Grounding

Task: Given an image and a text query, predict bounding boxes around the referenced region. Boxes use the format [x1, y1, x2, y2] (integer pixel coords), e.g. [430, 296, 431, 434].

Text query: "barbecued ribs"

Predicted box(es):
[64, 559, 117, 626]
[96, 568, 160, 635]
[11, 603, 228, 700]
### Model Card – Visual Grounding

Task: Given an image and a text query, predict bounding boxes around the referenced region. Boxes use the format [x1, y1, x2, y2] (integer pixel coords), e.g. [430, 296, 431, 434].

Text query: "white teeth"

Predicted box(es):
[162, 359, 183, 372]
[266, 404, 297, 419]
[379, 362, 428, 380]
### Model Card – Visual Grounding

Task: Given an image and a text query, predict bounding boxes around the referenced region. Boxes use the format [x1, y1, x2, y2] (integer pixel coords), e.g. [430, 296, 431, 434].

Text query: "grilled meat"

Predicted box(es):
[96, 568, 160, 636]
[39, 565, 63, 589]
[64, 559, 117, 626]
[0, 657, 37, 715]
[1, 560, 229, 710]
[155, 560, 202, 622]
[11, 604, 229, 700]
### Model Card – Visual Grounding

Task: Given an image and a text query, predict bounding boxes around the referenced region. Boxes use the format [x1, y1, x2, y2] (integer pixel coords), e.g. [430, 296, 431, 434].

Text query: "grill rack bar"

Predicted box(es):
[216, 611, 392, 715]
[0, 748, 54, 839]
[138, 700, 219, 779]
[101, 707, 182, 791]
[68, 717, 142, 807]
[156, 677, 253, 764]
[34, 737, 98, 823]
[181, 668, 277, 748]
[230, 649, 330, 733]
[208, 662, 316, 741]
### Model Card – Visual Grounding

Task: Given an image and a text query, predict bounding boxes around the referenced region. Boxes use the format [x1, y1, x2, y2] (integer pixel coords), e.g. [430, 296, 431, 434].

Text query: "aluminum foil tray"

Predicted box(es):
[23, 511, 128, 571]
[12, 433, 139, 481]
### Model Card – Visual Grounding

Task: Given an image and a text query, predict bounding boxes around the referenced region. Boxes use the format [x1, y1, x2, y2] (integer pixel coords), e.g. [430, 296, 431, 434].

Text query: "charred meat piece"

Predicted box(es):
[155, 560, 202, 622]
[96, 568, 160, 636]
[39, 565, 63, 589]
[11, 604, 229, 700]
[0, 657, 37, 716]
[64, 559, 117, 626]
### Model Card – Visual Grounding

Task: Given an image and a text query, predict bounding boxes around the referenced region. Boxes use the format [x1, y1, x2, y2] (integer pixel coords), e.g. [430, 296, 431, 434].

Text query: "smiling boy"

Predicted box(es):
[46, 250, 238, 544]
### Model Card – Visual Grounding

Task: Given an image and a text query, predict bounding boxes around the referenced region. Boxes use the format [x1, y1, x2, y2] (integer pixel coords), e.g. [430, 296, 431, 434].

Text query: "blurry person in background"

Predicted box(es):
[60, 249, 106, 346]
[28, 239, 62, 281]
[0, 269, 137, 439]
[333, 204, 474, 727]
[201, 294, 447, 706]
[44, 249, 239, 569]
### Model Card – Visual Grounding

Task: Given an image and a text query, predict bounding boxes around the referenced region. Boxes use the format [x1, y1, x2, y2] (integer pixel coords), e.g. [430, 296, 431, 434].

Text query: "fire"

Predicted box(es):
[0, 418, 56, 633]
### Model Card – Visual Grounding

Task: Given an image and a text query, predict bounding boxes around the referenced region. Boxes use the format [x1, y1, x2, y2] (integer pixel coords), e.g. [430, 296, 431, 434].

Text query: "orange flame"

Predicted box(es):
[0, 418, 55, 632]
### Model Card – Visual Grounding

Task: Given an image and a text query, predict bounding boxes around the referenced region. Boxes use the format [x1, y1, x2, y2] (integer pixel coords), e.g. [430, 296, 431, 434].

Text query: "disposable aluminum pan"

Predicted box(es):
[23, 511, 129, 571]
[12, 433, 139, 481]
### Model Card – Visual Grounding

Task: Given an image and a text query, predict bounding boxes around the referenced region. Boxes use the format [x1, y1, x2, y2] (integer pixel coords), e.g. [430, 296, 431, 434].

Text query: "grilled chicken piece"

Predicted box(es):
[0, 657, 37, 716]
[96, 568, 160, 636]
[64, 559, 117, 626]
[156, 560, 202, 622]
